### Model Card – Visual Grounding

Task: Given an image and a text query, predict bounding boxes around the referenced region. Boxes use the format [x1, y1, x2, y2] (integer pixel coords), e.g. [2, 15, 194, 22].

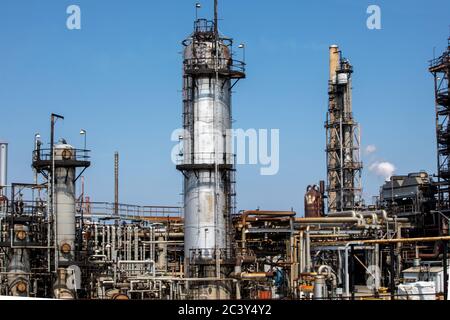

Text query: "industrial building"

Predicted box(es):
[0, 1, 449, 300]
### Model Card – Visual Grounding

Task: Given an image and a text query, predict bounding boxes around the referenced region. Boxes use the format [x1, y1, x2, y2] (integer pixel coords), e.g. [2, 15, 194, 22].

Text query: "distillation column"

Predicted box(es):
[326, 45, 362, 212]
[32, 138, 90, 270]
[177, 8, 245, 299]
[53, 141, 78, 263]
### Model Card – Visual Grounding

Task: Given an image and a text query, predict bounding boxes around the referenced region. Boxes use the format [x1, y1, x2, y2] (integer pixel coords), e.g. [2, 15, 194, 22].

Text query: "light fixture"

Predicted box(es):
[238, 43, 246, 63]
[196, 3, 201, 8]
[80, 129, 87, 151]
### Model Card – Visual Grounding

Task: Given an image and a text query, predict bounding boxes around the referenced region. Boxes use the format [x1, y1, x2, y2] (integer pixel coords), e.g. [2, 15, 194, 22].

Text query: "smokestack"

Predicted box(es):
[329, 45, 339, 82]
[114, 152, 119, 216]
[0, 142, 8, 195]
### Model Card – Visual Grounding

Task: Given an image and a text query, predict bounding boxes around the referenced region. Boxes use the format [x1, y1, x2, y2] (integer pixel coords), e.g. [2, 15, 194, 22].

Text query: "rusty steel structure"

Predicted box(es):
[304, 182, 325, 218]
[430, 38, 450, 214]
[325, 45, 363, 213]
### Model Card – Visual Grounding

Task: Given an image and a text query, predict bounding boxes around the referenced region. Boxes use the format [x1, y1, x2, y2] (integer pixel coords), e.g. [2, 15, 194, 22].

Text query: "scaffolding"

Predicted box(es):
[430, 38, 450, 213]
[326, 46, 363, 212]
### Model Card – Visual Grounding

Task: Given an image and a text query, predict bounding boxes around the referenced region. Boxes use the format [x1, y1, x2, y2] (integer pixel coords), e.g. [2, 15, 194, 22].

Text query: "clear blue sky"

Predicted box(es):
[0, 0, 449, 213]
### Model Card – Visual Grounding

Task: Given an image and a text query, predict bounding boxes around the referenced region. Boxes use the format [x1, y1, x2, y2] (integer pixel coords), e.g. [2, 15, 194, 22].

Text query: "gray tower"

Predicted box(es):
[176, 1, 245, 299]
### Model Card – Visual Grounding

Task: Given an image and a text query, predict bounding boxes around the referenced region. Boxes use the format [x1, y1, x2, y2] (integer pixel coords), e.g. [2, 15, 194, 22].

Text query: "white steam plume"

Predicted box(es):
[369, 161, 396, 181]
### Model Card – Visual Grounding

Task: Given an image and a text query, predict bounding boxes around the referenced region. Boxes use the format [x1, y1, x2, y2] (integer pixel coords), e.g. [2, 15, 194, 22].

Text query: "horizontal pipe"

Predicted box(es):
[317, 236, 450, 246]
[242, 210, 296, 217]
[295, 217, 362, 224]
[240, 272, 272, 279]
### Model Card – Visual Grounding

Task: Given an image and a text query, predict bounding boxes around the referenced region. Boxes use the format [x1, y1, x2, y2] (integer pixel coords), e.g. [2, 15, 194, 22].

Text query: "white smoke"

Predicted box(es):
[369, 161, 396, 181]
[365, 144, 377, 155]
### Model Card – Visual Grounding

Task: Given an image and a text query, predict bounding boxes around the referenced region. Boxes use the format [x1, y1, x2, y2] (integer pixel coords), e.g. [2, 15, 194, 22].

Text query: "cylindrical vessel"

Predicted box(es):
[178, 17, 245, 299]
[54, 142, 76, 262]
[7, 225, 31, 297]
[313, 275, 327, 300]
[181, 30, 233, 263]
[304, 185, 323, 218]
[0, 142, 8, 190]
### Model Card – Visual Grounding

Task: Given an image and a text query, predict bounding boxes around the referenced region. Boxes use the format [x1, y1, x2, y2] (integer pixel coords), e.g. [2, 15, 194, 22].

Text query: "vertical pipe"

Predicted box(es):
[50, 115, 56, 270]
[374, 244, 380, 291]
[390, 244, 396, 300]
[443, 240, 448, 300]
[134, 227, 139, 261]
[0, 142, 8, 193]
[112, 226, 116, 261]
[214, 0, 218, 36]
[114, 152, 119, 216]
[102, 226, 105, 255]
[305, 227, 311, 272]
[299, 231, 304, 273]
[350, 245, 355, 300]
[117, 226, 122, 260]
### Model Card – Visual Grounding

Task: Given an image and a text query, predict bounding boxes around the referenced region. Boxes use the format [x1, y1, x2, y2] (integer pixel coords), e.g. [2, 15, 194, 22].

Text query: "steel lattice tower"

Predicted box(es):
[430, 38, 450, 213]
[325, 45, 362, 213]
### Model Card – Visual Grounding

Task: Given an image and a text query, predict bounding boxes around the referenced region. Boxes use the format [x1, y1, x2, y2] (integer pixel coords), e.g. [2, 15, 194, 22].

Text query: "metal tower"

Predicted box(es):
[325, 45, 362, 213]
[176, 0, 245, 299]
[430, 38, 450, 214]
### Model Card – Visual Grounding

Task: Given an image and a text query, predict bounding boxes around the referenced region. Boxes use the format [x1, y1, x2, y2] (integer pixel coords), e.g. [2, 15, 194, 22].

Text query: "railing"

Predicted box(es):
[33, 148, 90, 162]
[189, 248, 232, 263]
[80, 202, 182, 220]
[429, 51, 450, 68]
[194, 19, 214, 33]
[177, 152, 235, 165]
[184, 57, 246, 75]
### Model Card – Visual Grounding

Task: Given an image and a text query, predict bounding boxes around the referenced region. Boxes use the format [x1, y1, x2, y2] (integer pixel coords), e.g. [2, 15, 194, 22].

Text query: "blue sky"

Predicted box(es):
[0, 0, 449, 213]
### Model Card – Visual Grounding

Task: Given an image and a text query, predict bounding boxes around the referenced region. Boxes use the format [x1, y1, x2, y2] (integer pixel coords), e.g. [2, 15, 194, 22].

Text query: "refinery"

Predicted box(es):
[0, 1, 450, 301]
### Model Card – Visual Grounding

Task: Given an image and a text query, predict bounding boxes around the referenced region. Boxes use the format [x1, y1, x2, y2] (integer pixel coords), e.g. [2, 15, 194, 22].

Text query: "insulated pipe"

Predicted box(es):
[117, 226, 122, 259]
[327, 211, 358, 218]
[306, 226, 311, 272]
[299, 231, 304, 273]
[240, 272, 272, 279]
[111, 226, 116, 261]
[295, 217, 363, 224]
[134, 227, 139, 261]
[102, 226, 105, 255]
[318, 265, 337, 289]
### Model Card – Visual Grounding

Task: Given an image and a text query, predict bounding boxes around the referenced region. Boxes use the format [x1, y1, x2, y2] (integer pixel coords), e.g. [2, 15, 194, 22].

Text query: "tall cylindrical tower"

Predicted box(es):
[33, 138, 90, 266]
[177, 6, 245, 299]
